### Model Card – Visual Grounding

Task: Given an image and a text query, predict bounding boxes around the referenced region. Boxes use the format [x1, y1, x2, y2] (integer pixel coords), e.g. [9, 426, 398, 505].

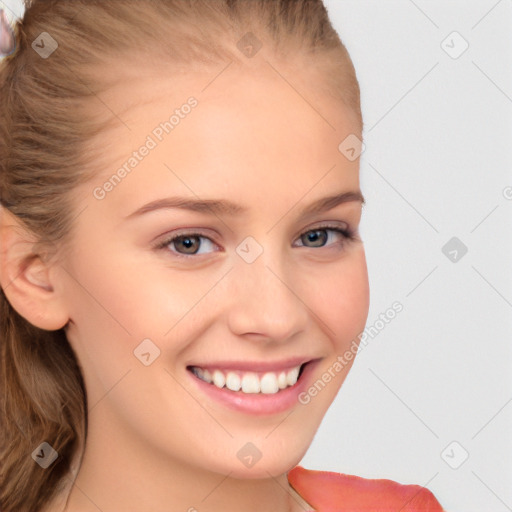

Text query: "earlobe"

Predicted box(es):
[0, 207, 69, 331]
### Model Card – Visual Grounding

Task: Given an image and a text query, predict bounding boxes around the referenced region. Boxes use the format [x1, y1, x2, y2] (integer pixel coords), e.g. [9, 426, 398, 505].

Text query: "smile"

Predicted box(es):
[186, 359, 319, 415]
[188, 364, 305, 394]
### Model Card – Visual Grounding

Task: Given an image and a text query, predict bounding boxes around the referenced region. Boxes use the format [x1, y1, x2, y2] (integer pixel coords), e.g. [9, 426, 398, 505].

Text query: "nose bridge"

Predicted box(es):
[226, 238, 307, 341]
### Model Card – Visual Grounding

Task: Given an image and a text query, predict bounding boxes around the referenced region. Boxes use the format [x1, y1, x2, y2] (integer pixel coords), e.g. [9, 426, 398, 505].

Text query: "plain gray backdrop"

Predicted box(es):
[2, 1, 512, 511]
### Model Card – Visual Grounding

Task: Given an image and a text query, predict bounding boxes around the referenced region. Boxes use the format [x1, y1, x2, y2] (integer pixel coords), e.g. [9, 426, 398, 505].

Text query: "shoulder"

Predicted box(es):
[287, 465, 446, 512]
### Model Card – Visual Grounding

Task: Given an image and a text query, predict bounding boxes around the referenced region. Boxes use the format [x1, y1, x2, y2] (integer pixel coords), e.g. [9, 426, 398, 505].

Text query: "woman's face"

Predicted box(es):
[57, 59, 369, 480]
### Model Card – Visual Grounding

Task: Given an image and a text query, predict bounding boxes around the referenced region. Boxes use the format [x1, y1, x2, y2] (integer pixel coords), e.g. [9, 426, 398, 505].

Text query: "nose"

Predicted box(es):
[226, 248, 309, 344]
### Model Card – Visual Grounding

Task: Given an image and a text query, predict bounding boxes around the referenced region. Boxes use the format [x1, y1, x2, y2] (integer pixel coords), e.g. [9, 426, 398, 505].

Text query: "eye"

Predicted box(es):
[153, 224, 357, 259]
[155, 232, 218, 258]
[294, 224, 356, 249]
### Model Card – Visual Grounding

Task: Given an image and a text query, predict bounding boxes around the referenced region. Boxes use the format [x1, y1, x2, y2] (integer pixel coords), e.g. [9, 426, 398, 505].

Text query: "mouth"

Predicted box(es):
[185, 358, 320, 415]
[186, 361, 309, 395]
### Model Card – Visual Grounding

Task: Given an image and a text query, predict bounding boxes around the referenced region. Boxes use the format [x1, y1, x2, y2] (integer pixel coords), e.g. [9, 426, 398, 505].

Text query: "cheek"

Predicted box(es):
[67, 250, 205, 338]
[308, 249, 370, 345]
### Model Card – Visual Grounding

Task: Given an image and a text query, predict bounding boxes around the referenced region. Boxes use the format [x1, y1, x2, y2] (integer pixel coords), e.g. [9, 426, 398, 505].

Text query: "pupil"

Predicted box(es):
[305, 230, 326, 247]
[178, 236, 198, 253]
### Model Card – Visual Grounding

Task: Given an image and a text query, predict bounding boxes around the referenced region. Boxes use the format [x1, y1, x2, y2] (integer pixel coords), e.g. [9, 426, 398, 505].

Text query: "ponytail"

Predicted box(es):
[0, 286, 87, 511]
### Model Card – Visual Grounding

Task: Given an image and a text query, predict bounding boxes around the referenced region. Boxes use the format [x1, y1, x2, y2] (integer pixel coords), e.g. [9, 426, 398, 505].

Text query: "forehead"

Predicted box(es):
[90, 55, 360, 142]
[80, 60, 362, 214]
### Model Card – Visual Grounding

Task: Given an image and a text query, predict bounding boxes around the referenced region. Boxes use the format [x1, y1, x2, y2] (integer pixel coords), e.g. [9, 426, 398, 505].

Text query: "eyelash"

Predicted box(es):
[153, 224, 358, 260]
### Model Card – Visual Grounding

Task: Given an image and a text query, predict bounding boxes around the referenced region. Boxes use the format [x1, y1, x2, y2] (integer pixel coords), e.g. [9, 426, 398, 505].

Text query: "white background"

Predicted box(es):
[308, 2, 512, 512]
[2, 1, 512, 511]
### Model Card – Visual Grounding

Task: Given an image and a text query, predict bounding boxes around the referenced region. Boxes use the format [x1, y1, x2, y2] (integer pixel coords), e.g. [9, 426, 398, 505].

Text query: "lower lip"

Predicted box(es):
[187, 360, 319, 416]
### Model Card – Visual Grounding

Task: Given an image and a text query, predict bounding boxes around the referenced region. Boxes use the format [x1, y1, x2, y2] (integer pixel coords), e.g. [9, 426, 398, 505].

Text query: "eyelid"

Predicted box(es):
[296, 220, 350, 237]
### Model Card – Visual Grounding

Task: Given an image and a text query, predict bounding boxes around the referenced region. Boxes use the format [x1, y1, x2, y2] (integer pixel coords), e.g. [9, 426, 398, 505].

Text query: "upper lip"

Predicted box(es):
[187, 357, 319, 373]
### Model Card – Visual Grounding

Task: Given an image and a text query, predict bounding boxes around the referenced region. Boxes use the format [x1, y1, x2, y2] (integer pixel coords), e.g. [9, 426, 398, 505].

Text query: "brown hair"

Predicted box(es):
[0, 1, 362, 510]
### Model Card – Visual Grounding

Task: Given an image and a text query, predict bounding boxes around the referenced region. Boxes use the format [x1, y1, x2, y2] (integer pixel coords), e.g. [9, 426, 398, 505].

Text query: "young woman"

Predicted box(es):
[0, 1, 446, 510]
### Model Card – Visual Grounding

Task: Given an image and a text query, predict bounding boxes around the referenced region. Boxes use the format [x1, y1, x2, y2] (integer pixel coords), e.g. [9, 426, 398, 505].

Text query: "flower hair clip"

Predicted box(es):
[0, 8, 16, 58]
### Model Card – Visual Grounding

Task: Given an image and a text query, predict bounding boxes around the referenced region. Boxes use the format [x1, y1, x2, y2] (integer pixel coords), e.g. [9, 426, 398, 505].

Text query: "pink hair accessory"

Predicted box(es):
[0, 8, 16, 57]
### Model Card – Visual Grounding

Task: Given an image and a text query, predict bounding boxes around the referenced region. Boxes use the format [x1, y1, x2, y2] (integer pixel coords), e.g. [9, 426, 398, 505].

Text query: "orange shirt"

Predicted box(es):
[287, 465, 446, 512]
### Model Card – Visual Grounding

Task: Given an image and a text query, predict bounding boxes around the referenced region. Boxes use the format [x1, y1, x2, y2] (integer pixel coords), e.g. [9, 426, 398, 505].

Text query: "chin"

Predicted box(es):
[224, 460, 297, 480]
[225, 437, 312, 480]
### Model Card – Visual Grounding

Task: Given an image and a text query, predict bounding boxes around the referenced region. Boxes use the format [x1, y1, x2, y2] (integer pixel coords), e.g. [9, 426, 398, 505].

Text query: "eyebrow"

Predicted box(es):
[125, 190, 365, 219]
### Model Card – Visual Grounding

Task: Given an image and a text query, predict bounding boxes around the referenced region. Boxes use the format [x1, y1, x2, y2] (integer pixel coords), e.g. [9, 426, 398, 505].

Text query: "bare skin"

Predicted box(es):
[1, 52, 369, 512]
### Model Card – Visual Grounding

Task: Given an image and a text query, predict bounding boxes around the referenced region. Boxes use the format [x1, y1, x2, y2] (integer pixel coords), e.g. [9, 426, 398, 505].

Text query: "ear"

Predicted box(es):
[0, 205, 70, 331]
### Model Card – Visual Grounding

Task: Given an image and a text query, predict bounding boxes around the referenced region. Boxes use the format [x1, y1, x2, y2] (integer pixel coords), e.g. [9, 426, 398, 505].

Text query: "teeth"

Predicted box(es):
[191, 366, 207, 381]
[212, 370, 225, 388]
[277, 371, 288, 389]
[225, 372, 241, 392]
[260, 372, 279, 394]
[286, 366, 300, 386]
[190, 364, 304, 394]
[241, 372, 260, 393]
